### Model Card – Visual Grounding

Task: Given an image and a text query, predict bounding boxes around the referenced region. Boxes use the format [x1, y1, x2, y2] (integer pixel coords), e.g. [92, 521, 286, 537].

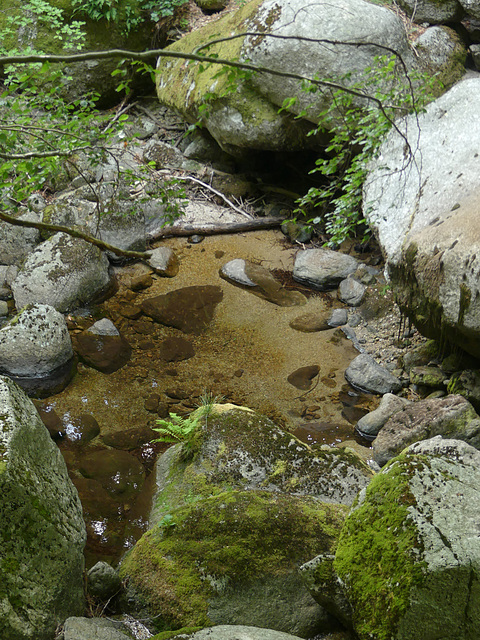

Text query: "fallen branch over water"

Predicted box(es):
[148, 216, 285, 240]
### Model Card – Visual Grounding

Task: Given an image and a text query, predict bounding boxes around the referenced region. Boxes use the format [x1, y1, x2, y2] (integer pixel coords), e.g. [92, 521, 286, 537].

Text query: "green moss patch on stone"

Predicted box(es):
[121, 489, 348, 631]
[334, 456, 427, 640]
[155, 0, 279, 126]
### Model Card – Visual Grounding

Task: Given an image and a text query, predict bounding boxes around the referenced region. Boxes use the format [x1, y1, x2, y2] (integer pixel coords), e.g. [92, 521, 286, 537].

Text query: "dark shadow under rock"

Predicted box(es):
[141, 285, 223, 334]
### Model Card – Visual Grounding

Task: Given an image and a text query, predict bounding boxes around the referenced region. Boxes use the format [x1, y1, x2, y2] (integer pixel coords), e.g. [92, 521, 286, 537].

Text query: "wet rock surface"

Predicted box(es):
[141, 285, 224, 333]
[74, 319, 132, 374]
[221, 259, 307, 306]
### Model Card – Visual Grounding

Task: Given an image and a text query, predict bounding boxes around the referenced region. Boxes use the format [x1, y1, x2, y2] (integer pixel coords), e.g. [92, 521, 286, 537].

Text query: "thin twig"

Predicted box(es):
[177, 176, 253, 219]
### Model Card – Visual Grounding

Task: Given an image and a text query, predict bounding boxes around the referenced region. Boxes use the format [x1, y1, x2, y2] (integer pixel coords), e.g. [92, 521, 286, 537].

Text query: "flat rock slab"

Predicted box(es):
[293, 249, 358, 291]
[141, 285, 223, 334]
[289, 311, 331, 332]
[170, 625, 307, 640]
[221, 259, 307, 307]
[287, 365, 320, 390]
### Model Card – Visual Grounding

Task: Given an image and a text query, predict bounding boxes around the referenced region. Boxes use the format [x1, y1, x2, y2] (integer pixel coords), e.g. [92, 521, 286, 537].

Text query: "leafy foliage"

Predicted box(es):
[288, 55, 440, 247]
[72, 0, 189, 35]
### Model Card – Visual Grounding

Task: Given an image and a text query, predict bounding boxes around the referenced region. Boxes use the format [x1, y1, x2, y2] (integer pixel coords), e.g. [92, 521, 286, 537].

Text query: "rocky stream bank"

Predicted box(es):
[4, 0, 480, 637]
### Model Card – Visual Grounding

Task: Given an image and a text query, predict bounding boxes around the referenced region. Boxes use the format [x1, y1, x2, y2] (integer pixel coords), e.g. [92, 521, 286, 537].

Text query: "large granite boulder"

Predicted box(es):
[12, 232, 112, 312]
[120, 489, 346, 637]
[119, 404, 372, 636]
[373, 394, 480, 466]
[151, 405, 374, 514]
[155, 0, 415, 154]
[0, 303, 75, 396]
[0, 376, 86, 640]
[364, 78, 480, 359]
[332, 436, 480, 639]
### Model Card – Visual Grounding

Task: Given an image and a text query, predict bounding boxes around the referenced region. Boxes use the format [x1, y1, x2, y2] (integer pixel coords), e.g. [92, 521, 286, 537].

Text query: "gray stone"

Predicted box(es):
[447, 369, 480, 409]
[244, 0, 415, 123]
[472, 44, 480, 71]
[345, 353, 402, 395]
[63, 617, 136, 640]
[0, 304, 73, 377]
[168, 626, 306, 640]
[414, 26, 466, 88]
[0, 376, 86, 640]
[459, 0, 480, 18]
[334, 436, 480, 640]
[88, 318, 119, 337]
[364, 79, 480, 359]
[152, 405, 374, 520]
[147, 246, 179, 277]
[0, 210, 40, 266]
[337, 276, 367, 307]
[12, 232, 111, 312]
[397, 0, 463, 23]
[293, 249, 358, 290]
[373, 394, 480, 466]
[0, 301, 8, 316]
[87, 562, 122, 601]
[328, 308, 348, 327]
[356, 392, 411, 438]
[220, 259, 256, 287]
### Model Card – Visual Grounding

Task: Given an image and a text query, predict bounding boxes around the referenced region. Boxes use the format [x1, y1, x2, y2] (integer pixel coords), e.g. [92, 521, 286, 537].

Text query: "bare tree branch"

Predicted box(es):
[0, 210, 152, 260]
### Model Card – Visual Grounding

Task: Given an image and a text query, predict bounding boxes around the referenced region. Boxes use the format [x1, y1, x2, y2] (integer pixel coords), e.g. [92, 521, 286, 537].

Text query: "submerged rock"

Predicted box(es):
[220, 259, 307, 306]
[334, 436, 480, 640]
[141, 285, 223, 334]
[0, 376, 86, 640]
[287, 365, 320, 390]
[73, 318, 131, 373]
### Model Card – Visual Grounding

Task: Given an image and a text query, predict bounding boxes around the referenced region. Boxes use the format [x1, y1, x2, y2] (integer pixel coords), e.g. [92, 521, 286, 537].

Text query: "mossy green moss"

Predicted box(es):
[121, 489, 347, 631]
[155, 0, 281, 128]
[334, 457, 427, 640]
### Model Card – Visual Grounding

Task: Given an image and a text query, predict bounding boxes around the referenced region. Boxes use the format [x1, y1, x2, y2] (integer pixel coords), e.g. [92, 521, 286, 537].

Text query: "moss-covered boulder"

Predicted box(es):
[0, 0, 156, 104]
[155, 0, 414, 155]
[333, 436, 480, 640]
[0, 376, 86, 640]
[120, 489, 347, 637]
[151, 405, 374, 519]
